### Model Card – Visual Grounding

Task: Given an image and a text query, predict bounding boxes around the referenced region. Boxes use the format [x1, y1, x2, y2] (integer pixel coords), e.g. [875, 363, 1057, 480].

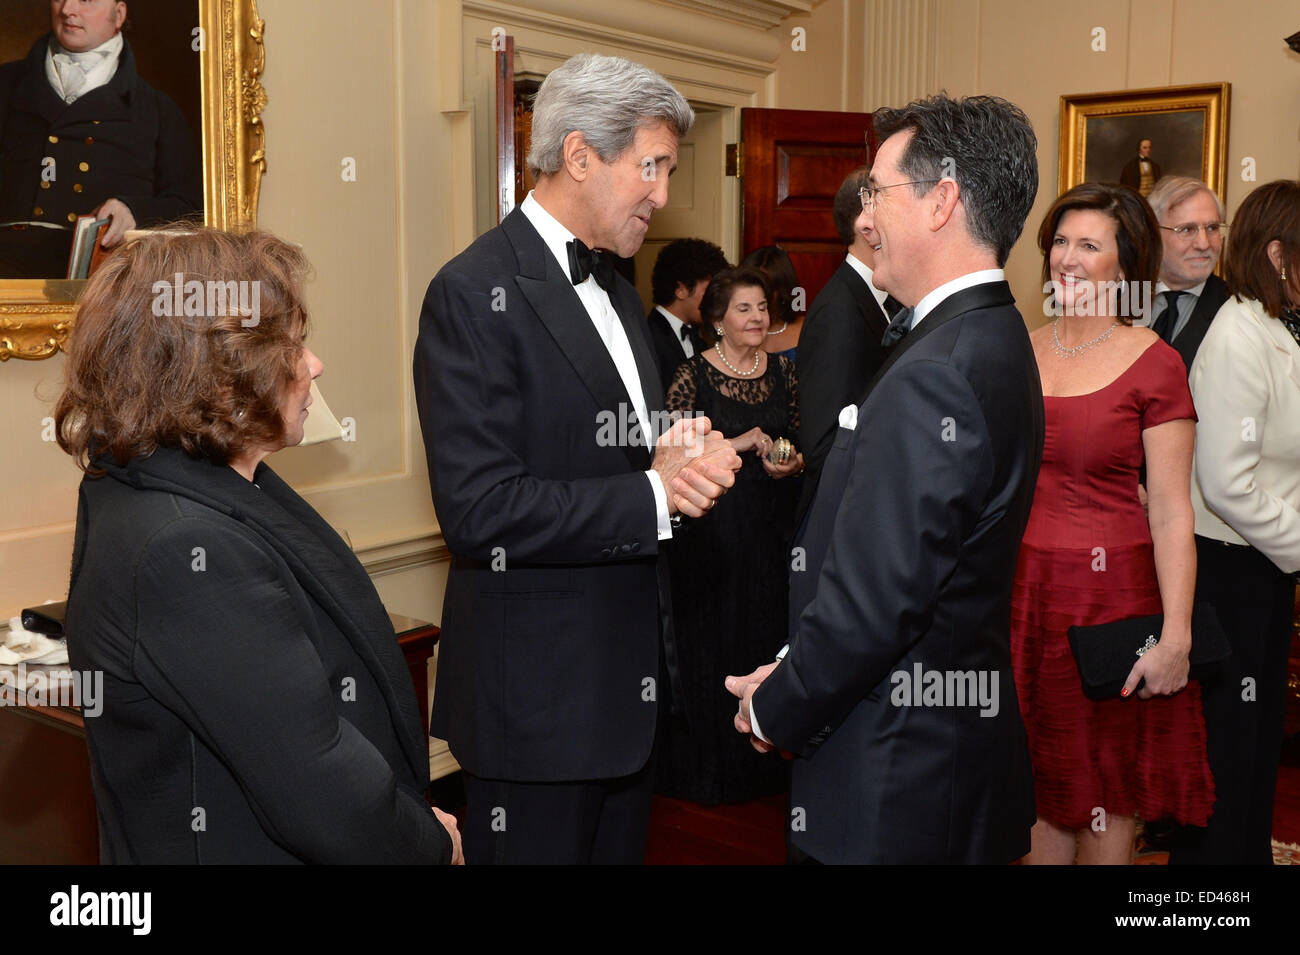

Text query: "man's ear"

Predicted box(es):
[562, 130, 591, 182]
[115, 3, 129, 30]
[675, 281, 691, 301]
[929, 178, 960, 233]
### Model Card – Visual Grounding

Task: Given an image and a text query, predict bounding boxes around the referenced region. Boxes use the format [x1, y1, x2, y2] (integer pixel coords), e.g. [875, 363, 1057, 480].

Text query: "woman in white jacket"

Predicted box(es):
[1174, 179, 1300, 865]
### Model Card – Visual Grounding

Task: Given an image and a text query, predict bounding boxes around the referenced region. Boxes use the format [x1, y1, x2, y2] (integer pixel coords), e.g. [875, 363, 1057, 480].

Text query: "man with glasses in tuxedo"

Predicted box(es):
[1141, 176, 1231, 375]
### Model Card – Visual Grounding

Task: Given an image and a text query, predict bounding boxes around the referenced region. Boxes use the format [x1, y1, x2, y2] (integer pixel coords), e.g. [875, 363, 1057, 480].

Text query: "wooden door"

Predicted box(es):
[739, 108, 878, 306]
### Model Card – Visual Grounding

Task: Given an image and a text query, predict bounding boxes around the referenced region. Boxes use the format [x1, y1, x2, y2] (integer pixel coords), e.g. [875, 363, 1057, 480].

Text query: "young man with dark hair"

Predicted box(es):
[646, 237, 729, 391]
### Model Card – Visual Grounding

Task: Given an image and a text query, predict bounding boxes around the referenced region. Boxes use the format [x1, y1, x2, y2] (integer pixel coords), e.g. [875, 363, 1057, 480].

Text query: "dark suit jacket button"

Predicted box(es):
[619, 544, 632, 554]
[600, 547, 613, 559]
[630, 541, 640, 552]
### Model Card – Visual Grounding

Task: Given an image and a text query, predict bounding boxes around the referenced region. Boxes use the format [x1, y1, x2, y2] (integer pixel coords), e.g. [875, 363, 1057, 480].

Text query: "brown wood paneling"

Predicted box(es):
[740, 107, 878, 305]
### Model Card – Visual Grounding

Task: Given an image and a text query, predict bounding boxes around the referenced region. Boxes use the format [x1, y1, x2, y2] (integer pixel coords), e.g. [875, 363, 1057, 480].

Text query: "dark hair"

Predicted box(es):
[697, 267, 771, 346]
[873, 94, 1039, 266]
[1035, 182, 1161, 325]
[650, 238, 729, 305]
[1223, 179, 1300, 318]
[740, 245, 800, 320]
[833, 166, 871, 245]
[56, 227, 313, 473]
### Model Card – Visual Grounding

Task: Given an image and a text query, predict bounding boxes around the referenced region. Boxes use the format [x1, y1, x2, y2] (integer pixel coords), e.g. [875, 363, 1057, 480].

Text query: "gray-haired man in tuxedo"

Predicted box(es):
[414, 53, 739, 865]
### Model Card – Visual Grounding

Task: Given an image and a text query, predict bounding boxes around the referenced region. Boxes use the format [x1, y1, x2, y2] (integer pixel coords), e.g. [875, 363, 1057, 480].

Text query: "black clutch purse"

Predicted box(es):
[1066, 604, 1231, 701]
[20, 600, 66, 637]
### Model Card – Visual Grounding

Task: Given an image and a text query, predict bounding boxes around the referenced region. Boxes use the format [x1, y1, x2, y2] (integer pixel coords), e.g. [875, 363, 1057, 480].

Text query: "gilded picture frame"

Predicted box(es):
[1058, 83, 1230, 200]
[0, 0, 267, 362]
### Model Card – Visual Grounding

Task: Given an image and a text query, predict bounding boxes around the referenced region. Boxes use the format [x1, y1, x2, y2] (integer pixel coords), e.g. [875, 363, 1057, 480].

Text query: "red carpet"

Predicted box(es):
[645, 726, 1300, 864]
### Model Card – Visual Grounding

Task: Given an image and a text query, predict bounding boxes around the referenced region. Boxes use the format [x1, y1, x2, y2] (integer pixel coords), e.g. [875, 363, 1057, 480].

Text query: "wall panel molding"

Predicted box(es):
[865, 0, 939, 109]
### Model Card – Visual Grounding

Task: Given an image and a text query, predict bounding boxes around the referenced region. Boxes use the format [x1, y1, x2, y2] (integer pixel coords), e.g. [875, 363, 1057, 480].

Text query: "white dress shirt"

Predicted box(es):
[911, 269, 1005, 329]
[46, 33, 123, 104]
[1189, 295, 1300, 572]
[655, 305, 695, 358]
[843, 252, 890, 311]
[750, 266, 1005, 745]
[520, 192, 672, 540]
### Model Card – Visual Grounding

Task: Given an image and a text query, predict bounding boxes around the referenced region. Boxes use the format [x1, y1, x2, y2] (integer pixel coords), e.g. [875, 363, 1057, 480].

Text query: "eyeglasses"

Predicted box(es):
[1160, 223, 1228, 240]
[859, 180, 942, 210]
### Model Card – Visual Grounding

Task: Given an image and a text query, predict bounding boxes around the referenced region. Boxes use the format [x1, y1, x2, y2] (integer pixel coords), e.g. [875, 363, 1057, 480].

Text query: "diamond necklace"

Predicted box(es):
[1051, 318, 1119, 359]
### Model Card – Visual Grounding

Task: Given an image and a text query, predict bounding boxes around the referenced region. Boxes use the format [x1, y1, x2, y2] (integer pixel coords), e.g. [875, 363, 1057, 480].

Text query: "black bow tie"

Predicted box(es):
[567, 238, 616, 293]
[679, 324, 692, 342]
[881, 306, 913, 347]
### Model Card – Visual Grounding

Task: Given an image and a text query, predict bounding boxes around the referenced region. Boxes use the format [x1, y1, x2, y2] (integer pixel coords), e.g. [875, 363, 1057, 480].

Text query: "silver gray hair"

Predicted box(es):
[526, 53, 694, 178]
[1147, 175, 1225, 223]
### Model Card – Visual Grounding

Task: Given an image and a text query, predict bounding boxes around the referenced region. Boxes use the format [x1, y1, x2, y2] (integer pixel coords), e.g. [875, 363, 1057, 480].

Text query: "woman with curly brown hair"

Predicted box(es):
[57, 228, 460, 864]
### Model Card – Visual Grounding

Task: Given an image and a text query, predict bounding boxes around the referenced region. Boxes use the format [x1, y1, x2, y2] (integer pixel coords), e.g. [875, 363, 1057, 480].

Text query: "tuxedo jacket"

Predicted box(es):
[1168, 273, 1230, 375]
[0, 35, 201, 228]
[413, 208, 669, 782]
[645, 306, 697, 393]
[795, 259, 892, 526]
[65, 448, 451, 864]
[755, 281, 1044, 864]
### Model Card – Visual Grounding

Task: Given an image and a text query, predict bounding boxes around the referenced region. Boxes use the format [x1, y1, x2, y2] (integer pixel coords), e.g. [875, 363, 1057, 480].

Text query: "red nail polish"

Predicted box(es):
[1121, 687, 1129, 697]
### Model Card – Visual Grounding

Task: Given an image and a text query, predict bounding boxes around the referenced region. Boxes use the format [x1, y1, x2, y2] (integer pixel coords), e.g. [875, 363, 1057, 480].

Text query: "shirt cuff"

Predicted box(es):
[646, 470, 673, 540]
[749, 646, 787, 744]
[750, 697, 770, 744]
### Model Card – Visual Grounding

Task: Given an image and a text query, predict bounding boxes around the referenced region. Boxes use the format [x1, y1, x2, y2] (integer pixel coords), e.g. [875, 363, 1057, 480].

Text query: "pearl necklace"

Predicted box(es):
[715, 341, 761, 376]
[765, 321, 788, 336]
[1051, 318, 1119, 359]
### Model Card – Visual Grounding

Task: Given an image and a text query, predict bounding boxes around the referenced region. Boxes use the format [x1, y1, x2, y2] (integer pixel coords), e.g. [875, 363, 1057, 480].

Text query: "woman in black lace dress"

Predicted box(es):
[655, 267, 804, 804]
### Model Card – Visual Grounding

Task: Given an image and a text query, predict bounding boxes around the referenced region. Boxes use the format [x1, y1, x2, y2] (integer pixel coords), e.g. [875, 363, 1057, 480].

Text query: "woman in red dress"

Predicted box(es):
[1012, 183, 1214, 864]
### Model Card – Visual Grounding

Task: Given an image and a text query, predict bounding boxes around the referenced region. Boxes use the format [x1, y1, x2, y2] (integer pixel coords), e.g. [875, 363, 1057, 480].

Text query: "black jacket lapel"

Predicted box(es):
[613, 279, 666, 416]
[862, 281, 1016, 401]
[17, 33, 136, 127]
[1174, 273, 1229, 374]
[838, 262, 890, 341]
[504, 210, 654, 468]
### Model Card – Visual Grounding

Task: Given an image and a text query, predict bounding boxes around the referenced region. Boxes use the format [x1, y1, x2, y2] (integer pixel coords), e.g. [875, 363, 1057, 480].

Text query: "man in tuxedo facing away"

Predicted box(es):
[645, 238, 729, 392]
[413, 53, 740, 865]
[727, 95, 1046, 864]
[795, 165, 899, 527]
[1141, 176, 1230, 374]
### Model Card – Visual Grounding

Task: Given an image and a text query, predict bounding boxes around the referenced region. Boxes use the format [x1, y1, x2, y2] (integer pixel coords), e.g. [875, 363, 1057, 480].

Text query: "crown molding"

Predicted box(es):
[463, 0, 799, 69]
[650, 0, 815, 30]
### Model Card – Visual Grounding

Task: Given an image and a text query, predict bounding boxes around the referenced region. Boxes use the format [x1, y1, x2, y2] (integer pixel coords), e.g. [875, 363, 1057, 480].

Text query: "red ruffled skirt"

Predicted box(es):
[1010, 540, 1215, 830]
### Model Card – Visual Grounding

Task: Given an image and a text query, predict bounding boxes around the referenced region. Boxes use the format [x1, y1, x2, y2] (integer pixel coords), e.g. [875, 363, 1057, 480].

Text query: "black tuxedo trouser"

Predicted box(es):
[1168, 536, 1295, 865]
[462, 756, 656, 864]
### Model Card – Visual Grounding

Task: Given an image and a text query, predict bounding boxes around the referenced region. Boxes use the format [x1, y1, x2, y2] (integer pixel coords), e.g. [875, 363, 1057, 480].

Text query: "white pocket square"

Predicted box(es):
[838, 404, 858, 430]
